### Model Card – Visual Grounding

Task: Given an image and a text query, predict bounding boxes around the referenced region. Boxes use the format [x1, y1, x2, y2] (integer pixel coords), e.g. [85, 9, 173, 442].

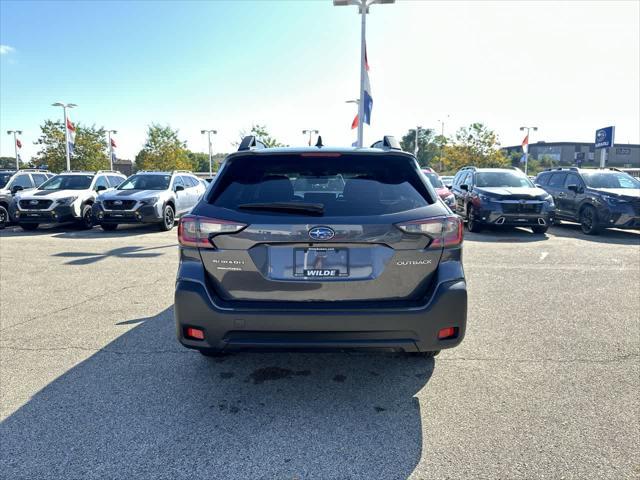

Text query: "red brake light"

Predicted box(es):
[438, 327, 457, 340]
[396, 215, 463, 248]
[178, 215, 246, 248]
[185, 327, 205, 340]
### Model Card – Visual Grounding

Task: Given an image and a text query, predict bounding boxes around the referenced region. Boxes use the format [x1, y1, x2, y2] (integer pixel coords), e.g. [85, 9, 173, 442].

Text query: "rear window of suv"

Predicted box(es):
[209, 153, 433, 216]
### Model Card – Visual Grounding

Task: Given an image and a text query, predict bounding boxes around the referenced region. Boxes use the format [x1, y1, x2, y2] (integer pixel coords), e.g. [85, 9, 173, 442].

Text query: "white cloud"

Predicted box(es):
[0, 45, 15, 55]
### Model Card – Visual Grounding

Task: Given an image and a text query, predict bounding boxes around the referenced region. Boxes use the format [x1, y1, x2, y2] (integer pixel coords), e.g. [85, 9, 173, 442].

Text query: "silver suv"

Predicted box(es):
[93, 171, 206, 231]
[13, 170, 126, 231]
[0, 169, 53, 228]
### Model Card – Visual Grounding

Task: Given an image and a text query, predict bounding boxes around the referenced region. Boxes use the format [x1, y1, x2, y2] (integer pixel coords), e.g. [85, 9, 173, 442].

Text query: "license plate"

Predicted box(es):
[294, 247, 349, 277]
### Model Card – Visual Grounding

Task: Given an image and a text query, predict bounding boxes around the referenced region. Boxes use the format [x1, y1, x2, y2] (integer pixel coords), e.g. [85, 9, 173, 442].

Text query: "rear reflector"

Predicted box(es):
[396, 215, 463, 248]
[185, 327, 205, 340]
[438, 327, 457, 340]
[178, 215, 246, 248]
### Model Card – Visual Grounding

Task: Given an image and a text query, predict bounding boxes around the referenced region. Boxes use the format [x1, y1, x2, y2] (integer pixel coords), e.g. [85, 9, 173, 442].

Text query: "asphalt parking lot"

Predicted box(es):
[1, 223, 638, 479]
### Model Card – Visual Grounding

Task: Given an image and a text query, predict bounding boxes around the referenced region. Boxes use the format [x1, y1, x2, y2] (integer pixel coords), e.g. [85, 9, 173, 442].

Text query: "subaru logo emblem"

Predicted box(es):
[114, 200, 123, 205]
[308, 226, 335, 241]
[596, 130, 606, 141]
[29, 200, 38, 205]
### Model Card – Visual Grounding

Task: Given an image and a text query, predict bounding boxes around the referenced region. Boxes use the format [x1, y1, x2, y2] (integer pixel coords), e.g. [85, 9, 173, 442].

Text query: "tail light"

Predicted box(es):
[178, 215, 246, 248]
[396, 215, 463, 248]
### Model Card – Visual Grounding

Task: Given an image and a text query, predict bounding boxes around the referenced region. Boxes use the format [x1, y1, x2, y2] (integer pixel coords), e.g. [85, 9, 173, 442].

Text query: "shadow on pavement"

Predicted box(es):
[0, 223, 171, 239]
[549, 222, 640, 245]
[52, 244, 176, 265]
[0, 307, 433, 479]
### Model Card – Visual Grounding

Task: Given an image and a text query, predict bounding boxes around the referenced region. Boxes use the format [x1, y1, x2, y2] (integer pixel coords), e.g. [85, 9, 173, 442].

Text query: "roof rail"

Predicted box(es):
[172, 170, 193, 174]
[238, 135, 266, 151]
[61, 170, 95, 174]
[18, 168, 51, 172]
[370, 135, 401, 150]
[96, 169, 123, 174]
[459, 166, 478, 171]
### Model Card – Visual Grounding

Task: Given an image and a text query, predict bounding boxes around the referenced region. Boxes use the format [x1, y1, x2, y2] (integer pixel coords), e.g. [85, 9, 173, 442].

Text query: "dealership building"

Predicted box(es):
[501, 141, 640, 168]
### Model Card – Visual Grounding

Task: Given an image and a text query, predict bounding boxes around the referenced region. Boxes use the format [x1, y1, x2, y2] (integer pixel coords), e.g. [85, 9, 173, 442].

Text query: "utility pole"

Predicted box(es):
[52, 102, 77, 171]
[200, 130, 217, 177]
[414, 126, 421, 157]
[302, 129, 319, 146]
[6, 130, 23, 170]
[106, 130, 117, 171]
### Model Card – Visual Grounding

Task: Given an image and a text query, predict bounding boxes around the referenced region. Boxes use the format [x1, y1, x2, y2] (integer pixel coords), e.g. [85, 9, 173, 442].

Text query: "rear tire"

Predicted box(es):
[101, 223, 118, 231]
[580, 205, 601, 235]
[0, 205, 8, 229]
[79, 205, 94, 230]
[531, 225, 548, 234]
[160, 205, 175, 232]
[20, 223, 39, 231]
[466, 207, 482, 233]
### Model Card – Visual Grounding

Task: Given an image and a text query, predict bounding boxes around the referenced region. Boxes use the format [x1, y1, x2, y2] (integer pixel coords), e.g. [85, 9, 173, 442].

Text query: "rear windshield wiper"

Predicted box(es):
[237, 202, 324, 215]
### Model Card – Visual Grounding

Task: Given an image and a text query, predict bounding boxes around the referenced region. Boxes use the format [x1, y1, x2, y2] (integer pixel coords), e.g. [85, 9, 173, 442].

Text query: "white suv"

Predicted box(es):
[0, 169, 53, 228]
[14, 170, 126, 231]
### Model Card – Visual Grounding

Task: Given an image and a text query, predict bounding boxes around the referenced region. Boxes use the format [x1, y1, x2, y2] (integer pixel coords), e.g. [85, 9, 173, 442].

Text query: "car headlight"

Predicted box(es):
[543, 194, 555, 207]
[477, 193, 493, 203]
[57, 196, 77, 206]
[140, 196, 160, 206]
[444, 194, 455, 206]
[603, 195, 629, 206]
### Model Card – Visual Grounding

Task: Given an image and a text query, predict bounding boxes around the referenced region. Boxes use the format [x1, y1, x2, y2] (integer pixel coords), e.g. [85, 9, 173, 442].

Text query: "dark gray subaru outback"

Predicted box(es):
[175, 136, 467, 357]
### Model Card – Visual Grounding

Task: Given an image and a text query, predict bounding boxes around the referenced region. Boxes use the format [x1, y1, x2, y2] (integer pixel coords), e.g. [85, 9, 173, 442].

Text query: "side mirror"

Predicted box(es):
[460, 184, 469, 191]
[567, 184, 580, 193]
[11, 185, 24, 195]
[535, 184, 542, 188]
[446, 185, 452, 190]
[96, 185, 107, 192]
[175, 185, 185, 192]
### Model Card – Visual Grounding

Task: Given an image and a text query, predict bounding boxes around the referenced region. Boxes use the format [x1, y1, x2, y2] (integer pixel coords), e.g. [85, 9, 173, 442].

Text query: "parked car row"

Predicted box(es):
[423, 166, 640, 235]
[2, 169, 207, 231]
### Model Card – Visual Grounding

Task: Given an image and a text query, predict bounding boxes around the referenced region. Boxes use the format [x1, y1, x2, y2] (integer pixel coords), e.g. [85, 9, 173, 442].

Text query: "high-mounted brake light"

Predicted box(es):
[396, 215, 463, 248]
[178, 215, 246, 248]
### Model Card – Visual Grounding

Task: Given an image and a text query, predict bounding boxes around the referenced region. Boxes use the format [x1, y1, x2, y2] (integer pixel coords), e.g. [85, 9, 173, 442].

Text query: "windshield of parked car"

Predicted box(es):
[423, 172, 444, 188]
[0, 172, 13, 189]
[582, 172, 640, 189]
[118, 174, 171, 190]
[39, 174, 93, 190]
[210, 153, 433, 216]
[475, 172, 533, 188]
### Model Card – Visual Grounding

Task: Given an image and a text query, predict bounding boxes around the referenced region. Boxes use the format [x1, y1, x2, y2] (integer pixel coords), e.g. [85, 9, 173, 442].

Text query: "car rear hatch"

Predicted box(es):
[180, 151, 461, 303]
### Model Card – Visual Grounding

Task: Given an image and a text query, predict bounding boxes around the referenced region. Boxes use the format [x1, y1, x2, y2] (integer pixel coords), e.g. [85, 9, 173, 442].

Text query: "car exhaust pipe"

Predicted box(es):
[538, 218, 546, 226]
[495, 217, 505, 225]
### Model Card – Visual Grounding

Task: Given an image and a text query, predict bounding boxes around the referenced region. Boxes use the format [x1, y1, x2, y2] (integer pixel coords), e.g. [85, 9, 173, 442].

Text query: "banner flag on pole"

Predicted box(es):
[16, 138, 22, 149]
[67, 116, 76, 155]
[521, 134, 529, 153]
[362, 42, 373, 126]
[110, 138, 117, 162]
[351, 114, 359, 130]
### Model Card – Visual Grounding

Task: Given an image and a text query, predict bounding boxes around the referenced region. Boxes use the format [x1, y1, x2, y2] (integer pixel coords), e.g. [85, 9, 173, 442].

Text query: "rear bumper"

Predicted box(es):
[92, 204, 162, 224]
[175, 262, 467, 353]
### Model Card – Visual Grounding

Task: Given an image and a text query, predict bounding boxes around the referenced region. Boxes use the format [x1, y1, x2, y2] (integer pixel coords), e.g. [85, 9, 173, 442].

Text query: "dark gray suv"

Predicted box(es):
[174, 136, 467, 357]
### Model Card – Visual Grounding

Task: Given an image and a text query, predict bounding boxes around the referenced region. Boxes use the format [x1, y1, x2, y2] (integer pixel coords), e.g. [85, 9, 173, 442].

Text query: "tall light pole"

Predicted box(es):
[437, 115, 449, 172]
[106, 130, 117, 170]
[52, 102, 77, 171]
[302, 129, 319, 146]
[6, 130, 23, 170]
[334, 0, 395, 148]
[200, 129, 217, 177]
[414, 126, 422, 157]
[519, 126, 538, 175]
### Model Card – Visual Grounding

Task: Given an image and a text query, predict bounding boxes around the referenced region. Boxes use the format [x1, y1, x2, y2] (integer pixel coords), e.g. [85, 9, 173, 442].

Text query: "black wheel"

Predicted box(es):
[101, 223, 118, 231]
[79, 205, 94, 230]
[0, 205, 8, 229]
[466, 207, 482, 233]
[159, 204, 175, 231]
[579, 205, 601, 235]
[20, 223, 39, 231]
[198, 349, 228, 358]
[531, 225, 548, 234]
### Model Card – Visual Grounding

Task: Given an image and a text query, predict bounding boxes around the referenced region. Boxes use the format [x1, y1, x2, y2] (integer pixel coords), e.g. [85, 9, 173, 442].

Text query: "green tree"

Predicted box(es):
[186, 151, 228, 173]
[441, 123, 509, 173]
[32, 120, 110, 172]
[236, 124, 283, 148]
[399, 128, 439, 167]
[135, 124, 191, 171]
[0, 157, 19, 169]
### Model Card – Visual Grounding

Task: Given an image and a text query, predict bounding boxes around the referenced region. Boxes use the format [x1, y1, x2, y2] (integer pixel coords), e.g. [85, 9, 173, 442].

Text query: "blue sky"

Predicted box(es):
[1, 0, 639, 162]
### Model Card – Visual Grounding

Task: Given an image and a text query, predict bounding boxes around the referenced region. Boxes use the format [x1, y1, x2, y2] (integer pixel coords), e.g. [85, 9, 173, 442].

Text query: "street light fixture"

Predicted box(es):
[334, 0, 395, 147]
[302, 129, 319, 146]
[200, 129, 218, 177]
[519, 126, 538, 175]
[51, 102, 77, 171]
[437, 115, 450, 172]
[106, 130, 118, 170]
[6, 130, 23, 170]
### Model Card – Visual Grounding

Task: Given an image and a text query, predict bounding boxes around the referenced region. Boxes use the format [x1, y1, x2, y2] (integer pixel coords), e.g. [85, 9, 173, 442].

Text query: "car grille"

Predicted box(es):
[104, 200, 137, 210]
[501, 202, 543, 214]
[19, 199, 52, 210]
